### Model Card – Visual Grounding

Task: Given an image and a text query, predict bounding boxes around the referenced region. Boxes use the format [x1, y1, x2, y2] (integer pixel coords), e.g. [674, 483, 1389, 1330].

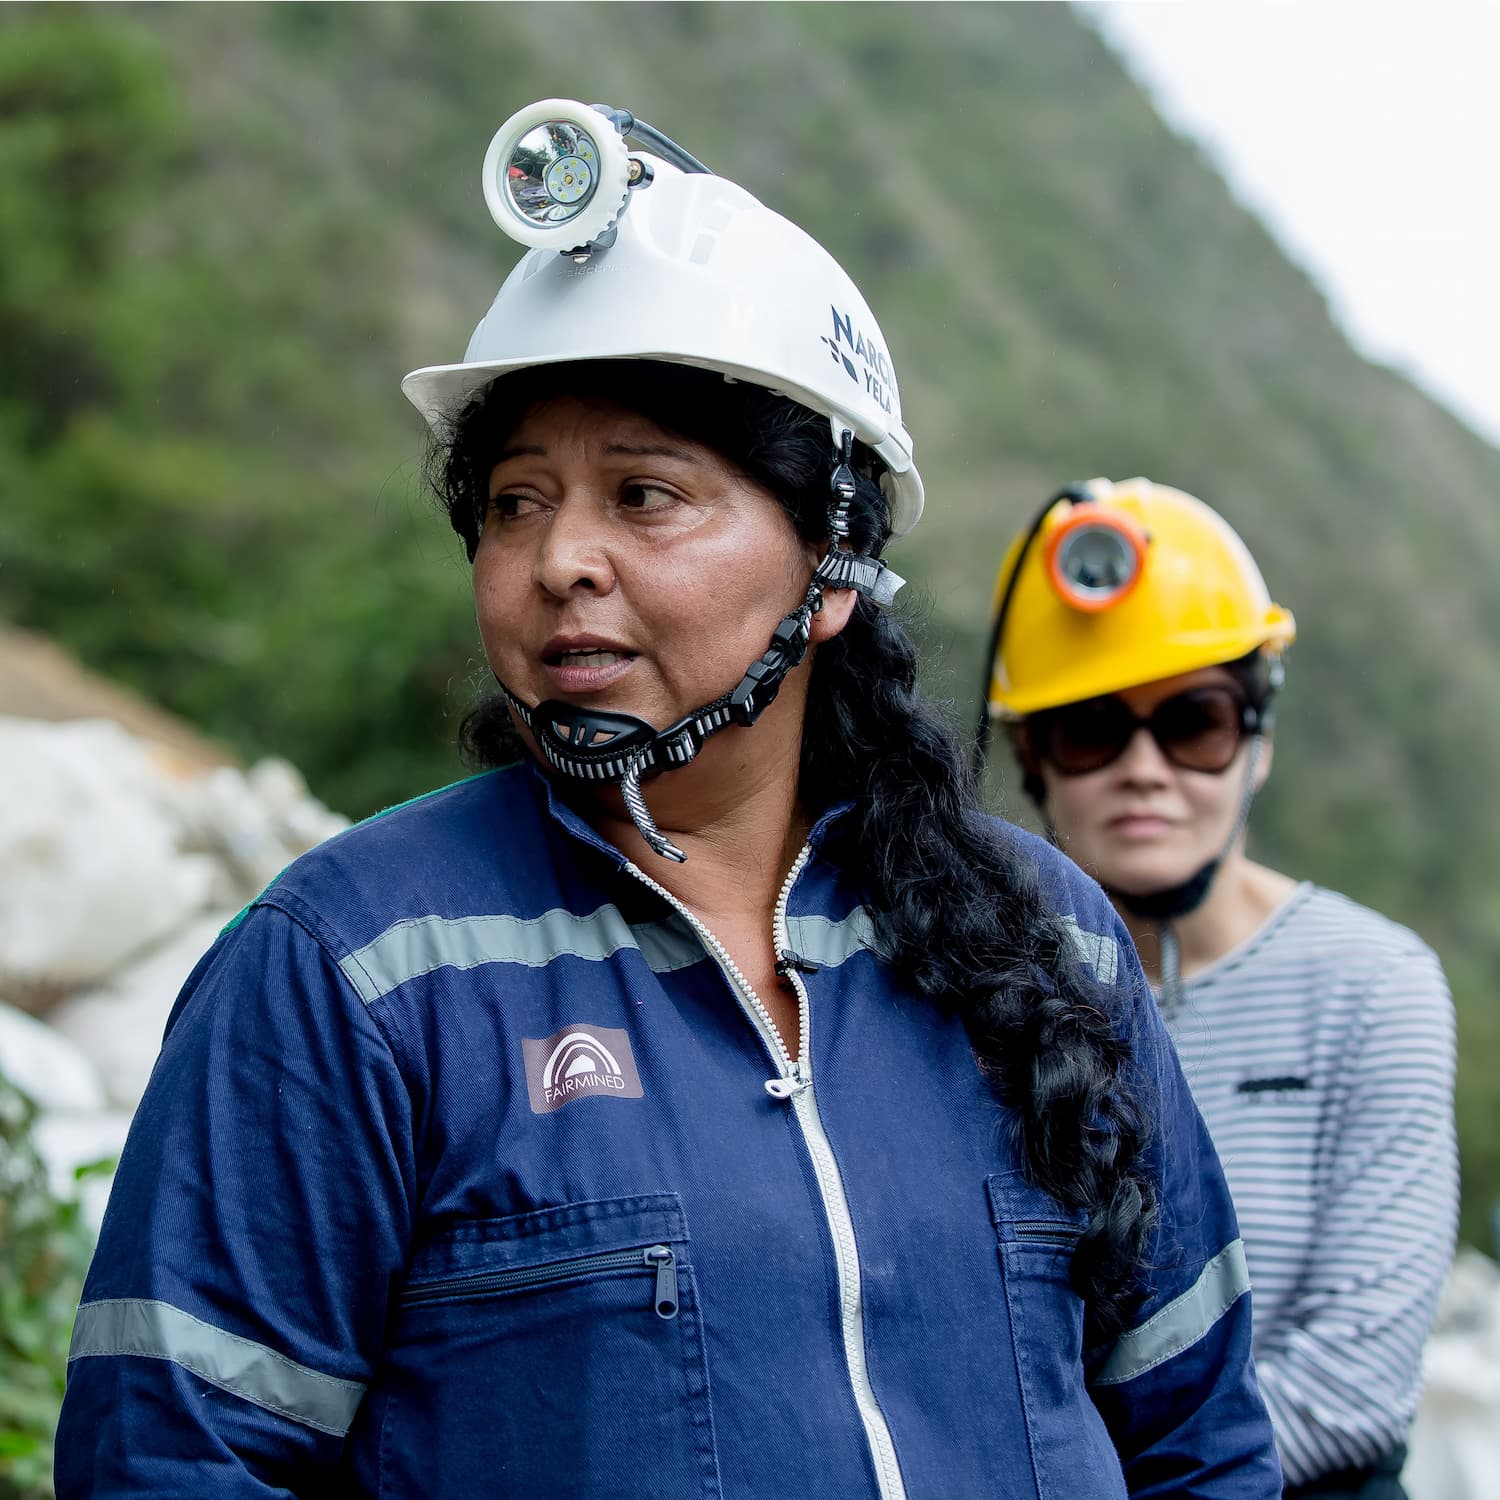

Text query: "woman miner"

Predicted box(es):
[977, 478, 1457, 1498]
[58, 103, 1279, 1497]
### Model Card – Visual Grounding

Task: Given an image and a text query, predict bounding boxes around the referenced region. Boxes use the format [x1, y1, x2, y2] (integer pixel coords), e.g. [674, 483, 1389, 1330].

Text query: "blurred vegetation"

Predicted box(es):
[1, 0, 1498, 1263]
[0, 1076, 98, 1497]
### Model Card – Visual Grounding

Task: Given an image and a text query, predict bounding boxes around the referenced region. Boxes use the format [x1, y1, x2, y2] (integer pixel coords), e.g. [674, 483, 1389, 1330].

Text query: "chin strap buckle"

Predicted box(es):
[818, 427, 904, 606]
[829, 428, 857, 542]
[728, 607, 814, 726]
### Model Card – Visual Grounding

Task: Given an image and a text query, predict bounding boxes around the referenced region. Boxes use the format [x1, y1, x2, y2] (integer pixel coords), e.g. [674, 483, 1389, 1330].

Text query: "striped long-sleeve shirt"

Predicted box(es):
[1164, 882, 1458, 1486]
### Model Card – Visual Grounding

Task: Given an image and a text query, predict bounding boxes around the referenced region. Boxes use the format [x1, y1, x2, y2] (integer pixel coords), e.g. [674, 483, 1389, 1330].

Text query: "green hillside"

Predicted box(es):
[3, 1, 1498, 1238]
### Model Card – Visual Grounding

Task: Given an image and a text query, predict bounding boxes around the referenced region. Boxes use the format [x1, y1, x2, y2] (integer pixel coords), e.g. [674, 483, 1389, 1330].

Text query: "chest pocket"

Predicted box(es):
[987, 1172, 1126, 1500]
[372, 1193, 721, 1499]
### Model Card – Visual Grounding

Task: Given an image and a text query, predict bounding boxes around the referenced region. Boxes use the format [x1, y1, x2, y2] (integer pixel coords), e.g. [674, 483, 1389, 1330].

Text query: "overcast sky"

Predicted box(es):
[1088, 1, 1500, 448]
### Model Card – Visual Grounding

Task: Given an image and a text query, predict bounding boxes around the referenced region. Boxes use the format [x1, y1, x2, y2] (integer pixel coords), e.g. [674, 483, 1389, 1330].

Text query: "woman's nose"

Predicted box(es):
[1114, 724, 1173, 786]
[533, 497, 616, 598]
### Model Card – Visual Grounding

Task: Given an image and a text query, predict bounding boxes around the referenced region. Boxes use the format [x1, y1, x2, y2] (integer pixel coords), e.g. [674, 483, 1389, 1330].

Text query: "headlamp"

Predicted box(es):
[482, 98, 712, 258]
[1044, 504, 1148, 613]
[483, 98, 632, 252]
[973, 484, 1149, 773]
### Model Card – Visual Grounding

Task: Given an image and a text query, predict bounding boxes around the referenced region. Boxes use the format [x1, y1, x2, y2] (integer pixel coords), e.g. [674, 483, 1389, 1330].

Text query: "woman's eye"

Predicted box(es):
[488, 492, 539, 522]
[619, 482, 677, 512]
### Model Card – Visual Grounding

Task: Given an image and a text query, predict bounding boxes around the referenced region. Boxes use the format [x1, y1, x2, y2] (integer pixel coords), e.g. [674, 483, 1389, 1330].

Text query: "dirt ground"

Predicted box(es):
[0, 629, 233, 775]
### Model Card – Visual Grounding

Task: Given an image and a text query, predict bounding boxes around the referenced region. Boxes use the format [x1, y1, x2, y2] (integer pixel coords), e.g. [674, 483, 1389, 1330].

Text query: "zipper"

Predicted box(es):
[624, 848, 907, 1500]
[772, 853, 907, 1500]
[1011, 1220, 1083, 1247]
[401, 1243, 679, 1319]
[624, 856, 807, 1094]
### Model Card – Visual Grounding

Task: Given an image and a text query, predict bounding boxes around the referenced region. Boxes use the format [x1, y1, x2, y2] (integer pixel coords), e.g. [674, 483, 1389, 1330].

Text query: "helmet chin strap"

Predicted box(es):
[1109, 735, 1265, 1017]
[500, 431, 904, 863]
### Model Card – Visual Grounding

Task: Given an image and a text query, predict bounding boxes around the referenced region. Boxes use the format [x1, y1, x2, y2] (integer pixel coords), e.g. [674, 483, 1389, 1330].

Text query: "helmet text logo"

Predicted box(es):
[820, 305, 897, 415]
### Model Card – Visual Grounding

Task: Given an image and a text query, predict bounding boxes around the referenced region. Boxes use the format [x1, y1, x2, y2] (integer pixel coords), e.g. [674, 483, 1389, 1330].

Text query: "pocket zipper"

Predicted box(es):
[401, 1243, 679, 1319]
[1010, 1219, 1083, 1247]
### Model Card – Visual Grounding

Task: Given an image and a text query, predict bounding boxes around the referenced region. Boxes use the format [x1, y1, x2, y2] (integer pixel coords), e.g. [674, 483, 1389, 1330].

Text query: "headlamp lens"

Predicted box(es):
[1055, 525, 1138, 600]
[504, 121, 601, 226]
[1043, 504, 1149, 612]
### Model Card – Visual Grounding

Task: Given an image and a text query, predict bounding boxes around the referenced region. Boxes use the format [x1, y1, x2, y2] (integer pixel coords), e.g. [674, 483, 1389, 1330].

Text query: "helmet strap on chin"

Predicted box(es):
[1115, 860, 1223, 924]
[500, 428, 904, 862]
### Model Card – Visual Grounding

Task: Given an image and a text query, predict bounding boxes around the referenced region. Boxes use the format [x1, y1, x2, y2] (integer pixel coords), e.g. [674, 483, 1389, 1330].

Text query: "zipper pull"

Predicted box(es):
[644, 1245, 678, 1319]
[763, 1064, 812, 1101]
[775, 947, 821, 977]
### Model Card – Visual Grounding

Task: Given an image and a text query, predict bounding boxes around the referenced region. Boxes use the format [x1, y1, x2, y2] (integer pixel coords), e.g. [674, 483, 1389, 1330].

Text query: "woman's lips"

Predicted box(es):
[1107, 812, 1175, 840]
[541, 649, 638, 694]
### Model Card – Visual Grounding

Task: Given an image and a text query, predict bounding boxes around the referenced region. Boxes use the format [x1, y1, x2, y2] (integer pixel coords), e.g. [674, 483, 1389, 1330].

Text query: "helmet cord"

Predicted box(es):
[588, 105, 713, 176]
[973, 485, 1094, 780]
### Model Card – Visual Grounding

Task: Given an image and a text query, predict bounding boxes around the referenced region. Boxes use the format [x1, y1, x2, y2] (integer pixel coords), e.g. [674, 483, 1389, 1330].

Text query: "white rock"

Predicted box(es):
[0, 717, 214, 991]
[48, 911, 236, 1111]
[246, 756, 309, 818]
[0, 714, 353, 1235]
[0, 998, 107, 1113]
[1404, 1250, 1500, 1500]
[247, 757, 350, 851]
[276, 795, 350, 854]
[0, 1005, 122, 1229]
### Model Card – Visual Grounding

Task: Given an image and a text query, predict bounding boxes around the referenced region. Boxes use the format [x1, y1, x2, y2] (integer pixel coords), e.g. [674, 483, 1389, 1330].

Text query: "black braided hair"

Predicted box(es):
[430, 360, 1157, 1337]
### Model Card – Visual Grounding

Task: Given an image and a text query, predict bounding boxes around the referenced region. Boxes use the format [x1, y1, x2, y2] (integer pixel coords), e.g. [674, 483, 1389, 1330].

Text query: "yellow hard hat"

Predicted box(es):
[985, 478, 1295, 719]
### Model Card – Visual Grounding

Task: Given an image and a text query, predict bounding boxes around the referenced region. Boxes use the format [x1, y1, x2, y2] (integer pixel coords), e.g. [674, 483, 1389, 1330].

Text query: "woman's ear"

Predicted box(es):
[1253, 734, 1275, 790]
[809, 583, 858, 643]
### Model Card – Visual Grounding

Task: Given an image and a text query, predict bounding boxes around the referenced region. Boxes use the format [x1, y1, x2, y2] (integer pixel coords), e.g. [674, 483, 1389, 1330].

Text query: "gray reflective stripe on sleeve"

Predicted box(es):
[1093, 1239, 1250, 1386]
[68, 1299, 366, 1436]
[339, 907, 706, 1004]
[1059, 915, 1120, 986]
[785, 908, 877, 969]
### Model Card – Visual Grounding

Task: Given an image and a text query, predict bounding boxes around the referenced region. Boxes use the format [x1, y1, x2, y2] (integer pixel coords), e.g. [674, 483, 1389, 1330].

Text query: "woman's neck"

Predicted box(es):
[558, 715, 815, 1060]
[1118, 854, 1299, 984]
[585, 723, 811, 929]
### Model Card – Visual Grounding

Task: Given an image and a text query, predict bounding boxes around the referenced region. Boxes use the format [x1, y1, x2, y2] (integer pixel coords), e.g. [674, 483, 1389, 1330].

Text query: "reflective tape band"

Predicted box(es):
[782, 908, 1119, 987]
[339, 907, 706, 1005]
[1058, 914, 1120, 986]
[784, 909, 877, 970]
[69, 1299, 366, 1436]
[1093, 1239, 1250, 1386]
[339, 903, 1119, 1006]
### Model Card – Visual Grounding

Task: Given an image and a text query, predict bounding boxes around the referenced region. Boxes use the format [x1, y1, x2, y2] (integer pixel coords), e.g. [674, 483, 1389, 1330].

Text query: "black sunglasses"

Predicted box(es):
[1029, 685, 1265, 777]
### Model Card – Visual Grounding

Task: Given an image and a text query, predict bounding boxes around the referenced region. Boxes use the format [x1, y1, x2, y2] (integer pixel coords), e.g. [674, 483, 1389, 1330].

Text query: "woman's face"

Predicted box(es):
[1036, 667, 1271, 895]
[472, 395, 849, 758]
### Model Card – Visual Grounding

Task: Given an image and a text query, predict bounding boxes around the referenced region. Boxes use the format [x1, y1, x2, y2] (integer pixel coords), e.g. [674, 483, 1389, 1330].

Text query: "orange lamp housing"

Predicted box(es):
[1043, 503, 1150, 613]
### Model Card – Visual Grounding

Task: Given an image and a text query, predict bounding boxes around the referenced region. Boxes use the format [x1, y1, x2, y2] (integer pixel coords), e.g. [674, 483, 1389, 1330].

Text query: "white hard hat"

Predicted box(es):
[401, 104, 924, 537]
